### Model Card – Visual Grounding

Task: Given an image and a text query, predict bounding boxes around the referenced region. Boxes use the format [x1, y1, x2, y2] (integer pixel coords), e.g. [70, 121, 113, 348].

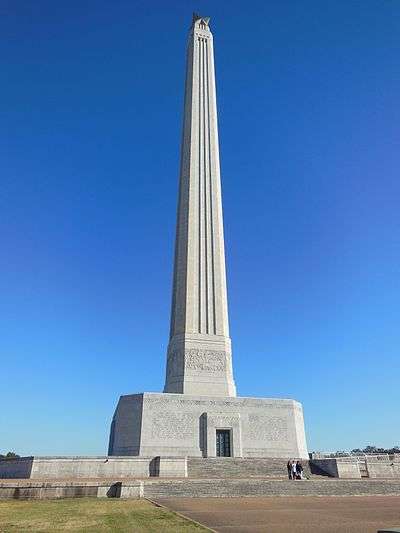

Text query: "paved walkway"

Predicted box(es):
[154, 495, 400, 532]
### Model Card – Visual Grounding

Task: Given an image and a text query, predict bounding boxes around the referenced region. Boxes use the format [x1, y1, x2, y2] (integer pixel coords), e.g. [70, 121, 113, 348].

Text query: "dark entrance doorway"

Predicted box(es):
[216, 429, 231, 457]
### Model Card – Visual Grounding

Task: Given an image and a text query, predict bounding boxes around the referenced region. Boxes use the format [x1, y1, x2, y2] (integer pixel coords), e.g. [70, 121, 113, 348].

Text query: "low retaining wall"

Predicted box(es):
[0, 456, 187, 480]
[310, 459, 361, 479]
[366, 458, 400, 479]
[0, 480, 143, 499]
[310, 457, 400, 479]
[0, 458, 33, 479]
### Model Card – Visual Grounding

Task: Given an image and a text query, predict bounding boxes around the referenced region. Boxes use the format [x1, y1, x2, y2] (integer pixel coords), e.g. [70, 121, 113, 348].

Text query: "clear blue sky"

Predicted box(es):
[1, 1, 399, 456]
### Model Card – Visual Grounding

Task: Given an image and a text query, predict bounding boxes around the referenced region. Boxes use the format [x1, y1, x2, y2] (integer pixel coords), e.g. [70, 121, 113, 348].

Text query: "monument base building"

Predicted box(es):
[109, 393, 308, 459]
[109, 14, 308, 461]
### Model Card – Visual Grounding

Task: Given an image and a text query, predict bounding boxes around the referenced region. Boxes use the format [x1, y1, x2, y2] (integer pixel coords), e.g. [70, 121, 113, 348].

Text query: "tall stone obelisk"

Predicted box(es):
[109, 15, 308, 460]
[164, 14, 236, 397]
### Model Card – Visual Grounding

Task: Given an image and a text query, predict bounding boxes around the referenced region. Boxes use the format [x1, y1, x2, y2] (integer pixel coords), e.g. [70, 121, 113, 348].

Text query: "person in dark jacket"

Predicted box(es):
[287, 460, 292, 479]
[296, 460, 304, 479]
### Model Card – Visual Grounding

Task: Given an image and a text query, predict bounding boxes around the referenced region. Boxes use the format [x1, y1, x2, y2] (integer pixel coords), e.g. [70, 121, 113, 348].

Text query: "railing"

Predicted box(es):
[310, 452, 400, 462]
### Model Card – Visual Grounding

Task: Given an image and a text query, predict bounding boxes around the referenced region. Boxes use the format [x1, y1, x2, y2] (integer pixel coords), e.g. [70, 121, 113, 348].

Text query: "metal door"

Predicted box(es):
[216, 429, 231, 457]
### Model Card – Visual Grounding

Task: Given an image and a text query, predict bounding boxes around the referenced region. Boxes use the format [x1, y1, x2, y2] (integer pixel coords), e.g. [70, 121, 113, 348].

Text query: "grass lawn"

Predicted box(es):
[0, 498, 208, 532]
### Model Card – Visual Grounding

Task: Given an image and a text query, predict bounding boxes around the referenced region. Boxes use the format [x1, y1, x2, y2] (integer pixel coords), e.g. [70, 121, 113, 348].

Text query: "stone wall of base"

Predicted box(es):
[0, 456, 187, 480]
[110, 392, 308, 459]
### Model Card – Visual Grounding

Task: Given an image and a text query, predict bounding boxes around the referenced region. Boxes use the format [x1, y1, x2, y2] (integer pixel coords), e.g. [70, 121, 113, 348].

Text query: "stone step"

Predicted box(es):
[187, 457, 311, 479]
[145, 478, 400, 499]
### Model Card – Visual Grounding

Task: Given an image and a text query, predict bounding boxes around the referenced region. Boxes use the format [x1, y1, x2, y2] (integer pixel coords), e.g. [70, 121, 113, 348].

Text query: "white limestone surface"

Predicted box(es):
[0, 456, 187, 479]
[29, 456, 150, 479]
[164, 15, 236, 397]
[109, 392, 308, 459]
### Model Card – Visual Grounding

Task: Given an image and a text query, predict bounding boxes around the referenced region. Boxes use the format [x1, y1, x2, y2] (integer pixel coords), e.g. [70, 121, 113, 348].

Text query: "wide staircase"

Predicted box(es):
[187, 457, 312, 479]
[145, 478, 400, 499]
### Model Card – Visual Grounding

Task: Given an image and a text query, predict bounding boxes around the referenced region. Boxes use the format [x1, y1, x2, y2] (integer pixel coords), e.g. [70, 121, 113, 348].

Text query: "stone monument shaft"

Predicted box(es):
[164, 15, 236, 396]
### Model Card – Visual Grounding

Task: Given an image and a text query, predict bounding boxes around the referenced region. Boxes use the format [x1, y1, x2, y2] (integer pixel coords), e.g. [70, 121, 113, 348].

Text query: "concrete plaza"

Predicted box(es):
[155, 495, 400, 533]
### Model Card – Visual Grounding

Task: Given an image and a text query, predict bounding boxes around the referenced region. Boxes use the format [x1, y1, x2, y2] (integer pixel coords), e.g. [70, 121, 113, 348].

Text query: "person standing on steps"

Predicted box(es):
[296, 460, 304, 480]
[287, 459, 292, 479]
[292, 460, 297, 480]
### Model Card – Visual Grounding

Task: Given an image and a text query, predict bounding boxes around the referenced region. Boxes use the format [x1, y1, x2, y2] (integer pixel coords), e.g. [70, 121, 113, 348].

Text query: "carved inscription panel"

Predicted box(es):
[185, 349, 226, 372]
[207, 414, 239, 427]
[151, 412, 195, 441]
[248, 415, 289, 442]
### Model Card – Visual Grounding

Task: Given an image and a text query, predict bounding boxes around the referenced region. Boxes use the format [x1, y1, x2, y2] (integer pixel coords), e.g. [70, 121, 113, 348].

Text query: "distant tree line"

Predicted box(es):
[0, 451, 20, 460]
[334, 445, 400, 456]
